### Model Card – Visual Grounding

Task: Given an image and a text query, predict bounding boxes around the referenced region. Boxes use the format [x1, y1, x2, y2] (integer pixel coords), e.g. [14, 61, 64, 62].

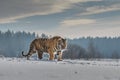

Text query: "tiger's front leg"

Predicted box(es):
[57, 51, 63, 61]
[48, 50, 54, 60]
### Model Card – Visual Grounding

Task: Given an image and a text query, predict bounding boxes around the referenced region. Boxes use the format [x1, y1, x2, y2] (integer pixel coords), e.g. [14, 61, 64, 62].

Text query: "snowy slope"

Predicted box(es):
[0, 58, 120, 80]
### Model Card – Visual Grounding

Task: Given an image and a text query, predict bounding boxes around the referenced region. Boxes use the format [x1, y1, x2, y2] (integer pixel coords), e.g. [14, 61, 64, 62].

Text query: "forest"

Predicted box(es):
[0, 30, 120, 59]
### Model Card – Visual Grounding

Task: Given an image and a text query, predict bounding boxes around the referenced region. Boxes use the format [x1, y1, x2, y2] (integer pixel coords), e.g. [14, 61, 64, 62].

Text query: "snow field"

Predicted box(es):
[0, 58, 120, 80]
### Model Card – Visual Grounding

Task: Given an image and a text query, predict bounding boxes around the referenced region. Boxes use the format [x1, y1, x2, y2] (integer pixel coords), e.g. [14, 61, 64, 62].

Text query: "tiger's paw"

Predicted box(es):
[58, 59, 63, 61]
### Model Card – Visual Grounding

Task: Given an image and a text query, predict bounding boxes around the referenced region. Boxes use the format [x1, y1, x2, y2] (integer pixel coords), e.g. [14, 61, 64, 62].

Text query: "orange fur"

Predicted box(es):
[22, 36, 67, 60]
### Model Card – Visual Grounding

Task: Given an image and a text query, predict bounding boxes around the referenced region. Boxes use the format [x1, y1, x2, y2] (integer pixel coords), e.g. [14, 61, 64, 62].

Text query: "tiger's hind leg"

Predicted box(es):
[26, 50, 37, 60]
[26, 53, 33, 60]
[38, 50, 43, 59]
[27, 55, 31, 60]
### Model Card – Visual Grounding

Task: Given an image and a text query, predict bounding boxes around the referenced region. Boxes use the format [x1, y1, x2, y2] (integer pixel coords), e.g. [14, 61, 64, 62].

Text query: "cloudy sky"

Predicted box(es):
[0, 0, 120, 38]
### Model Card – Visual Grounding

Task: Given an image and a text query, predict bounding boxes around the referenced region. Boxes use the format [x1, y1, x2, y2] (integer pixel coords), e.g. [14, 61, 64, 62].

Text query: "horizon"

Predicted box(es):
[0, 0, 120, 38]
[1, 29, 120, 39]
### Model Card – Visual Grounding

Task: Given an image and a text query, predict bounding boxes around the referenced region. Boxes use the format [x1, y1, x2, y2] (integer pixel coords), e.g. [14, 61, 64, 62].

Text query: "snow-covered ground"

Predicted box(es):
[0, 58, 120, 80]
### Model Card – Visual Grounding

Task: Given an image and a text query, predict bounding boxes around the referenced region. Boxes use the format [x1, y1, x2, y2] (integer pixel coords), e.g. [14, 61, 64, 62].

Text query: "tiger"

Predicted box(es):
[22, 36, 67, 61]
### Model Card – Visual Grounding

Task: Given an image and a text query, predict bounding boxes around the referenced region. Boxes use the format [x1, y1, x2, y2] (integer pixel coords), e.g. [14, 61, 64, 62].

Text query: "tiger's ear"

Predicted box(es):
[64, 38, 67, 42]
[58, 38, 62, 41]
[61, 38, 67, 43]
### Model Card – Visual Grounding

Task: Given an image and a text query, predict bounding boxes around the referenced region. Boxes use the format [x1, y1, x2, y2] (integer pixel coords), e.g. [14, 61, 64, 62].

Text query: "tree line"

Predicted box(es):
[63, 38, 120, 59]
[0, 30, 35, 57]
[0, 30, 120, 59]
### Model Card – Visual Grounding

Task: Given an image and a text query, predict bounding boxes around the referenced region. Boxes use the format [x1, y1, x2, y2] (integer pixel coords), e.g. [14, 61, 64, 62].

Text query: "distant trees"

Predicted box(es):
[0, 30, 120, 59]
[0, 30, 35, 57]
[0, 49, 5, 57]
[63, 41, 103, 60]
[111, 51, 120, 59]
[68, 37, 120, 59]
[63, 44, 86, 59]
[0, 30, 52, 58]
[86, 40, 102, 59]
[41, 33, 49, 38]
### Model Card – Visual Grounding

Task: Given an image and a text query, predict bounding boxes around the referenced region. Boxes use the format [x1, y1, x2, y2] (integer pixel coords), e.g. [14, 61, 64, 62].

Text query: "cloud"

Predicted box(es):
[51, 19, 120, 38]
[0, 18, 17, 24]
[79, 3, 120, 15]
[0, 0, 102, 24]
[60, 19, 96, 27]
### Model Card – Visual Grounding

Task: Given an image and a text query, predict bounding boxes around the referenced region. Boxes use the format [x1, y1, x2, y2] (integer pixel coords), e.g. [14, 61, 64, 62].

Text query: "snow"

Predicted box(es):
[0, 58, 120, 80]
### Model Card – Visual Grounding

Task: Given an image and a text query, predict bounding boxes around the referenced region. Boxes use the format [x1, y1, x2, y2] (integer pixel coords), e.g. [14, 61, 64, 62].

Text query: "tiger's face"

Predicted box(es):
[57, 38, 67, 50]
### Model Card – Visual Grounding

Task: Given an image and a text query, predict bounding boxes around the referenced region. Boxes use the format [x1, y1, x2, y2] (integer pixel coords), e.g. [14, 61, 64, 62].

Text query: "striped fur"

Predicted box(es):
[22, 36, 67, 60]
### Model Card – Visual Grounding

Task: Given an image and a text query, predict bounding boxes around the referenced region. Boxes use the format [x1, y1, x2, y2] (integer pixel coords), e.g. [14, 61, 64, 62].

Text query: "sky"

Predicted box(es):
[0, 0, 120, 38]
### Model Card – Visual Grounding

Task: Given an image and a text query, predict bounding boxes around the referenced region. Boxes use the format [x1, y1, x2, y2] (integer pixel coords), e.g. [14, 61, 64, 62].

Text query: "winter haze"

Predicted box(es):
[0, 0, 120, 80]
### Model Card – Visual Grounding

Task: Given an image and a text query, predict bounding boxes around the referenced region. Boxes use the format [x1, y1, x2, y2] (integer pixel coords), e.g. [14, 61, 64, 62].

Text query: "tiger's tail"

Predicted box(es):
[22, 42, 36, 59]
[22, 51, 32, 60]
[22, 51, 29, 57]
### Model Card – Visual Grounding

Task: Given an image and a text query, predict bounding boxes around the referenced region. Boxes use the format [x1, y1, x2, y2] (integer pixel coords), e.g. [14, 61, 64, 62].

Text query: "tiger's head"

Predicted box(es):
[51, 36, 67, 51]
[59, 38, 67, 49]
[56, 37, 67, 50]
